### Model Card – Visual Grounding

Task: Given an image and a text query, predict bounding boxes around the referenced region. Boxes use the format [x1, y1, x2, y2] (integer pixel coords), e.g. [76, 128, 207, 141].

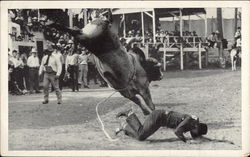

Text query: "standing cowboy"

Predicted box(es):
[27, 48, 41, 94]
[39, 44, 62, 104]
[78, 47, 89, 88]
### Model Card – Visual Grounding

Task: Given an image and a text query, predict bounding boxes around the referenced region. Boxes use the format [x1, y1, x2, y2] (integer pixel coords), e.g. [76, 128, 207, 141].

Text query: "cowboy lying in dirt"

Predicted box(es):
[115, 109, 208, 142]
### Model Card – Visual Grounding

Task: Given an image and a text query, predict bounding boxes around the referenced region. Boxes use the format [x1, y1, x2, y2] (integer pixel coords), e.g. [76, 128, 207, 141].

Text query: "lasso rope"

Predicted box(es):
[95, 53, 136, 142]
[95, 90, 119, 142]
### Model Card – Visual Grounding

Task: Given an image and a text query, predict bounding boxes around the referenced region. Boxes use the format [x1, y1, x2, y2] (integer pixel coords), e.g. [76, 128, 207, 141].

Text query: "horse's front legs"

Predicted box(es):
[129, 95, 152, 115]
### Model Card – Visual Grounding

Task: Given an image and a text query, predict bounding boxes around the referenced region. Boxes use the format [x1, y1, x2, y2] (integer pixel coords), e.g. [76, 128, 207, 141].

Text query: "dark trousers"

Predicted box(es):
[13, 67, 25, 90]
[124, 110, 167, 141]
[59, 64, 65, 90]
[87, 64, 98, 84]
[23, 65, 30, 90]
[68, 65, 79, 91]
[29, 68, 39, 92]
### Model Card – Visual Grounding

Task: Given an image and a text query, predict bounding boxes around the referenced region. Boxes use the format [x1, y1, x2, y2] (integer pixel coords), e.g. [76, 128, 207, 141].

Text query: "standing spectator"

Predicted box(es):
[20, 51, 30, 92]
[65, 47, 79, 92]
[53, 43, 64, 90]
[13, 51, 26, 93]
[39, 44, 62, 104]
[78, 47, 89, 88]
[87, 52, 98, 85]
[27, 48, 41, 94]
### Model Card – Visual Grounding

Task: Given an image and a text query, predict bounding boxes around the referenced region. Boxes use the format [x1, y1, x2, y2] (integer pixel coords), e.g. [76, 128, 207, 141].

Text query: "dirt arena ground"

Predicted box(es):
[8, 69, 241, 150]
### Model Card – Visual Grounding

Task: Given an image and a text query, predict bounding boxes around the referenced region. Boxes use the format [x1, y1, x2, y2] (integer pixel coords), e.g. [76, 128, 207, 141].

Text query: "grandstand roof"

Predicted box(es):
[112, 8, 206, 17]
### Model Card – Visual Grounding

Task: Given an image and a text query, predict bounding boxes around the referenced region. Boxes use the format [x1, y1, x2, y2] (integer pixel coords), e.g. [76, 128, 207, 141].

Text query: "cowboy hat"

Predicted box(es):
[31, 48, 37, 53]
[45, 44, 54, 52]
[190, 123, 208, 138]
[68, 40, 74, 44]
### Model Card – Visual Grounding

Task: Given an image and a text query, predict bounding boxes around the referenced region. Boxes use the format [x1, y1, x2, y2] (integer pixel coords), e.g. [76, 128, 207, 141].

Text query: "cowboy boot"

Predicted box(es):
[116, 108, 132, 118]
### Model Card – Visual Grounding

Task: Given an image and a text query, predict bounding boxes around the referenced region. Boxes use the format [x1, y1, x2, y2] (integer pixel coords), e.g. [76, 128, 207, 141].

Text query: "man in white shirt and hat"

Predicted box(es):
[27, 48, 41, 94]
[39, 44, 62, 104]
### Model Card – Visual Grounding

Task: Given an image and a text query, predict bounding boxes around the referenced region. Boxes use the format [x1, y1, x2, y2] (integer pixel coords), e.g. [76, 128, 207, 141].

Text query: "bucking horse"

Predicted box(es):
[44, 9, 163, 115]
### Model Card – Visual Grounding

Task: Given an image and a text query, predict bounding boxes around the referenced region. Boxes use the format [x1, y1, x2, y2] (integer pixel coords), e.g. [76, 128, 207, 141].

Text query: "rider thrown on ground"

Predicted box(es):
[115, 108, 208, 142]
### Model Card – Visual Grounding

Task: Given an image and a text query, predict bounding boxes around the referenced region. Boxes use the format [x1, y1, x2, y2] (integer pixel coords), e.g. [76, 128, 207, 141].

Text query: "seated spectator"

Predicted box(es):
[207, 32, 216, 48]
[127, 31, 134, 38]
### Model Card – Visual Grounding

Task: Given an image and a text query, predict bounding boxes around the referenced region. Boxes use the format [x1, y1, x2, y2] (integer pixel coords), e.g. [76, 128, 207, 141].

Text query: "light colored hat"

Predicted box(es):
[68, 40, 74, 44]
[31, 48, 37, 53]
[56, 43, 61, 47]
[45, 44, 54, 52]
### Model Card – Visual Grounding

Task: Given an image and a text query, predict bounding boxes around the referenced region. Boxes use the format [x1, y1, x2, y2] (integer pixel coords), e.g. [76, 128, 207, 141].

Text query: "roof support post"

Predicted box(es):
[152, 9, 156, 43]
[123, 14, 126, 38]
[188, 15, 191, 32]
[141, 12, 145, 45]
[84, 9, 88, 26]
[204, 14, 207, 37]
[180, 8, 184, 70]
[38, 9, 40, 21]
[69, 9, 73, 28]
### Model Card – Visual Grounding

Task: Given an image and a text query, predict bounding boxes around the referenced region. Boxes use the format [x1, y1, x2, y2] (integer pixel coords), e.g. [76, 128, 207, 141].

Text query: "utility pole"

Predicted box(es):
[216, 8, 223, 58]
[216, 8, 225, 68]
[217, 8, 223, 39]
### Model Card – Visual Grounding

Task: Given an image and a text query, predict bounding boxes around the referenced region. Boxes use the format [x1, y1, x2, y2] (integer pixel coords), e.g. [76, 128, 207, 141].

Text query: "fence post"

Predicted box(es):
[180, 43, 184, 70]
[163, 43, 166, 71]
[198, 42, 202, 69]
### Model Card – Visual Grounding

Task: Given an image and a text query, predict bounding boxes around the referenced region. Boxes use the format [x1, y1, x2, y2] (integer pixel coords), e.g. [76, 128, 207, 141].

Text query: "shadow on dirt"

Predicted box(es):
[147, 136, 234, 145]
[155, 103, 188, 108]
[207, 121, 235, 129]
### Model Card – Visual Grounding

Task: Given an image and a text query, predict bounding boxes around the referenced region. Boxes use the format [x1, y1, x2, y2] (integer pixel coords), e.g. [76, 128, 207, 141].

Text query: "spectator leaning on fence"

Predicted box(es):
[27, 48, 41, 94]
[39, 44, 62, 104]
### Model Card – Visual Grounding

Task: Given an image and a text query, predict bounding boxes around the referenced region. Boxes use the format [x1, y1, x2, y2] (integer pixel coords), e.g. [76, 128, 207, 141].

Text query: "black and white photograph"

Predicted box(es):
[1, 1, 250, 156]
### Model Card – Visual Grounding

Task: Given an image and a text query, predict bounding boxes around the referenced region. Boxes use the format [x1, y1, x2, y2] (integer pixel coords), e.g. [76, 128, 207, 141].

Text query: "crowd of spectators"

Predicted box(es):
[122, 28, 203, 49]
[8, 30, 108, 95]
